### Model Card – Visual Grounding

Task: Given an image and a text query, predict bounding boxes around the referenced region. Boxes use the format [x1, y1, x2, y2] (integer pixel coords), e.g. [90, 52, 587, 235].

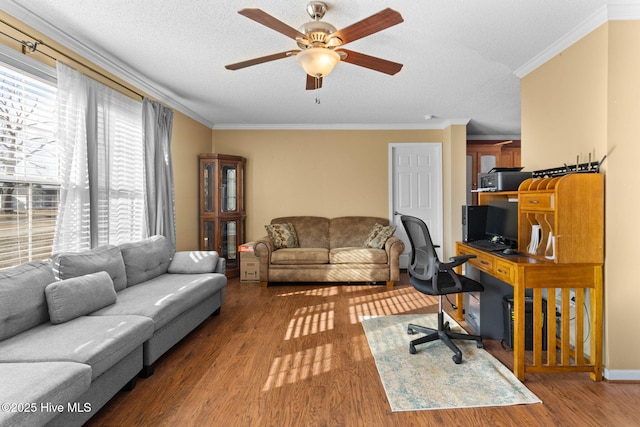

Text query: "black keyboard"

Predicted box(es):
[467, 239, 508, 252]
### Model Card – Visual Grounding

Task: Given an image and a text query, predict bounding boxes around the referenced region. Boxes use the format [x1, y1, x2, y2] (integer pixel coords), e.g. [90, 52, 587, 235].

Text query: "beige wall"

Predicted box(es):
[605, 21, 640, 372]
[171, 112, 212, 251]
[521, 24, 608, 170]
[521, 21, 640, 373]
[211, 127, 467, 259]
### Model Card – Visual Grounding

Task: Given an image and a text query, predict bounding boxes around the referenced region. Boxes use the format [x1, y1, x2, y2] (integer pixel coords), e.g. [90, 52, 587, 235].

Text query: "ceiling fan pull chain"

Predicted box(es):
[315, 74, 321, 104]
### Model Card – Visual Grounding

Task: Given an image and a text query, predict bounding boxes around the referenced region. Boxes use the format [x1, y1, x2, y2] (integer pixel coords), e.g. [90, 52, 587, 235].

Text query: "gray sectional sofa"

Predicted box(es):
[0, 235, 227, 427]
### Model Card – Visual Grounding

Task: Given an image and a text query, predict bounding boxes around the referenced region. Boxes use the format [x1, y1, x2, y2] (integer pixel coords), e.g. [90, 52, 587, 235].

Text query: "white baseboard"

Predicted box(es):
[604, 368, 640, 381]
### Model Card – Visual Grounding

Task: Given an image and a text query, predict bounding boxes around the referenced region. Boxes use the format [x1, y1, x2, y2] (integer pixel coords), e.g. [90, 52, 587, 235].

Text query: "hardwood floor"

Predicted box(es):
[87, 274, 640, 426]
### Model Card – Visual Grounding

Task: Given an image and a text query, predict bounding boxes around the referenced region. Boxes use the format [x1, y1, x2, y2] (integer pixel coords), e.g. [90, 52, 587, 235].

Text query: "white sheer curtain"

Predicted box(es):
[54, 62, 146, 252]
[142, 98, 176, 250]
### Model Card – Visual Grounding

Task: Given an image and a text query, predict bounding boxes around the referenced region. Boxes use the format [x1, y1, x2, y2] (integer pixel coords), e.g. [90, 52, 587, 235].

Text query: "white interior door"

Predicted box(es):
[389, 143, 443, 268]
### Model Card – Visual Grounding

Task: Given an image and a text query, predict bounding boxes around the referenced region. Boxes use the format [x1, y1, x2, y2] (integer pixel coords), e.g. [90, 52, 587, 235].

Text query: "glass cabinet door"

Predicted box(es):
[220, 220, 238, 270]
[202, 161, 216, 213]
[202, 220, 216, 251]
[220, 163, 238, 213]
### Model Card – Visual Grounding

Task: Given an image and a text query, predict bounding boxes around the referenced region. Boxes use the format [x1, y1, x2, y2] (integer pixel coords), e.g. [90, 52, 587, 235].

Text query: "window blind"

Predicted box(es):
[0, 63, 58, 269]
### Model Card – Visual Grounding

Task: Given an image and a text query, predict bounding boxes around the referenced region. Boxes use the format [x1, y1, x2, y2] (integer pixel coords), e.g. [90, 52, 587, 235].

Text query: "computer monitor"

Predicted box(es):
[485, 200, 518, 244]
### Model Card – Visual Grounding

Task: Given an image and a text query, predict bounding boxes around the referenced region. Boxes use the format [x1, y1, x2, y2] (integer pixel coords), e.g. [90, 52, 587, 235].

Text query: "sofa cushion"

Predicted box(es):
[51, 244, 128, 292]
[364, 224, 397, 249]
[0, 261, 55, 341]
[330, 216, 389, 249]
[90, 273, 227, 330]
[119, 235, 172, 287]
[0, 362, 91, 427]
[45, 271, 117, 324]
[168, 251, 219, 274]
[271, 248, 329, 265]
[330, 247, 388, 264]
[0, 314, 154, 380]
[271, 216, 330, 249]
[264, 223, 299, 249]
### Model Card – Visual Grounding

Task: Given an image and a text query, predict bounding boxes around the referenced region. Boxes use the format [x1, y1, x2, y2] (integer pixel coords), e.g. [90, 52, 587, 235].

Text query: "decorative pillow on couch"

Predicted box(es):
[51, 245, 127, 292]
[364, 223, 396, 249]
[45, 271, 117, 324]
[265, 223, 299, 249]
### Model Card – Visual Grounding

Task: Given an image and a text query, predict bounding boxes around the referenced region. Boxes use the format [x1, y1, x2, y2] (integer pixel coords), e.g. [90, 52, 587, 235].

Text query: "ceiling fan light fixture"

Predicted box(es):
[296, 47, 340, 77]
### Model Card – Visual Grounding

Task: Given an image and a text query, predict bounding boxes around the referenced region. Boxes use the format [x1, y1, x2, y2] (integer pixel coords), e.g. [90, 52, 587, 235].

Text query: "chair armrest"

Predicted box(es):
[253, 236, 273, 282]
[384, 236, 405, 282]
[384, 236, 405, 256]
[438, 254, 476, 271]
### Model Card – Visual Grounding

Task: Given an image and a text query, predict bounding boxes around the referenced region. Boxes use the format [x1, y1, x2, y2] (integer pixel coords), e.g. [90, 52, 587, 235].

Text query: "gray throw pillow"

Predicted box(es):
[51, 245, 127, 292]
[168, 251, 219, 274]
[45, 271, 117, 324]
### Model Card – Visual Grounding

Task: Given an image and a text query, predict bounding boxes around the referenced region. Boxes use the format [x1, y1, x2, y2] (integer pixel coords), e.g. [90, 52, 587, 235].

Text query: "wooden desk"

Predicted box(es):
[456, 242, 603, 382]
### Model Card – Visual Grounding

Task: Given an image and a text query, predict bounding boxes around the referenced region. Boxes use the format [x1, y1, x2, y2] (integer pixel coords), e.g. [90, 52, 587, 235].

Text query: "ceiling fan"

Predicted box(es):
[225, 2, 404, 90]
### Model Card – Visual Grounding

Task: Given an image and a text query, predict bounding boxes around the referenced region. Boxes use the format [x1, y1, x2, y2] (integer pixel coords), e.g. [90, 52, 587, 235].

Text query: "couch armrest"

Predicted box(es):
[253, 236, 273, 283]
[384, 236, 405, 281]
[215, 257, 226, 275]
[167, 251, 224, 274]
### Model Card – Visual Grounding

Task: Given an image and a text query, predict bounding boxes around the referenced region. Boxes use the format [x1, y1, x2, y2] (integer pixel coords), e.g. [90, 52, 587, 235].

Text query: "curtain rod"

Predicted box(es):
[0, 18, 144, 100]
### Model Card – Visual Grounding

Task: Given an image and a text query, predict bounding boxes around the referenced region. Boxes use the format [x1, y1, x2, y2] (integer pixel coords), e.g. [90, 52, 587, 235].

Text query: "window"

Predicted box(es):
[0, 62, 57, 270]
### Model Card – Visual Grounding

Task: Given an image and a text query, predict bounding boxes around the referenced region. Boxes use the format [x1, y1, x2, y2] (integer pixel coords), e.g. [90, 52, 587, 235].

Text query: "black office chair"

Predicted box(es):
[400, 215, 484, 364]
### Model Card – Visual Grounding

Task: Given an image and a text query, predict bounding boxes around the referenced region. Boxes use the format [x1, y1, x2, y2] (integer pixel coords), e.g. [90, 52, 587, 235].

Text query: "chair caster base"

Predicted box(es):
[452, 354, 462, 364]
[409, 344, 417, 354]
[476, 340, 484, 349]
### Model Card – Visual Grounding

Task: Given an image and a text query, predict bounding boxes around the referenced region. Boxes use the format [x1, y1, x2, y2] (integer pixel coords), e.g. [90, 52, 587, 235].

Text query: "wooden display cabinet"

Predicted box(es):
[199, 153, 246, 278]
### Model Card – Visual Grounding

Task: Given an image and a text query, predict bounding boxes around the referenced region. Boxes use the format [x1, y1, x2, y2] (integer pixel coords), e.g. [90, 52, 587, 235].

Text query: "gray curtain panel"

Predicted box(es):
[54, 62, 146, 252]
[142, 98, 176, 251]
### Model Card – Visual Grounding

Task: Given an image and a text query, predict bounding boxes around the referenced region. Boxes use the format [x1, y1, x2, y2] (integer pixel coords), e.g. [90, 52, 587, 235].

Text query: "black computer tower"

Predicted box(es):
[461, 205, 488, 242]
[502, 296, 547, 350]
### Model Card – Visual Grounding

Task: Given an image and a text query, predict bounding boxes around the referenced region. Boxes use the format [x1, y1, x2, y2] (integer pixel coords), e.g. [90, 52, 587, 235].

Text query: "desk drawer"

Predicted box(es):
[520, 192, 554, 211]
[494, 259, 515, 284]
[465, 251, 494, 274]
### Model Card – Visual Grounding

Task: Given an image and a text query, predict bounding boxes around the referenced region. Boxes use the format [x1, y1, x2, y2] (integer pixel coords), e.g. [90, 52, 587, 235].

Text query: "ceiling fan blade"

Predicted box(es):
[329, 8, 403, 46]
[225, 51, 299, 70]
[337, 49, 403, 75]
[238, 8, 307, 41]
[306, 74, 323, 91]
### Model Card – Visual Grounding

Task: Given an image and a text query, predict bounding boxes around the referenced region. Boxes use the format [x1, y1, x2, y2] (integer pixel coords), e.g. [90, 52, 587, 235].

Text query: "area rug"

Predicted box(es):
[361, 313, 542, 411]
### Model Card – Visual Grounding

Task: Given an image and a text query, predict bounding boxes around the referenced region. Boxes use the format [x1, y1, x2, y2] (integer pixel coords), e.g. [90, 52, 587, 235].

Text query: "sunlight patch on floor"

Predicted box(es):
[262, 344, 333, 391]
[348, 287, 436, 324]
[277, 286, 340, 297]
[285, 302, 335, 340]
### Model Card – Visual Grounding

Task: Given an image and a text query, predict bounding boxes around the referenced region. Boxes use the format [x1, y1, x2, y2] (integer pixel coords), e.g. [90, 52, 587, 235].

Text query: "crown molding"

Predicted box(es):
[515, 3, 640, 78]
[212, 119, 470, 131]
[1, 1, 215, 128]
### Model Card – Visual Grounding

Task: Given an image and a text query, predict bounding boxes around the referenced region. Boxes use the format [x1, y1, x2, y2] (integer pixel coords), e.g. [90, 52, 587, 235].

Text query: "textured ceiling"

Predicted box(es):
[0, 0, 616, 136]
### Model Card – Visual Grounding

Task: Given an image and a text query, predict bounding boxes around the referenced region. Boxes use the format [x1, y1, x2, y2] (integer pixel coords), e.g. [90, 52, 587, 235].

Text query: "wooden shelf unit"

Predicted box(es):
[517, 174, 603, 264]
[477, 191, 518, 205]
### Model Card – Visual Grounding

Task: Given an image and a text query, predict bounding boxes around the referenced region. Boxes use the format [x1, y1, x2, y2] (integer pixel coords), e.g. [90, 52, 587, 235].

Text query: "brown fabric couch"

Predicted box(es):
[254, 216, 405, 287]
